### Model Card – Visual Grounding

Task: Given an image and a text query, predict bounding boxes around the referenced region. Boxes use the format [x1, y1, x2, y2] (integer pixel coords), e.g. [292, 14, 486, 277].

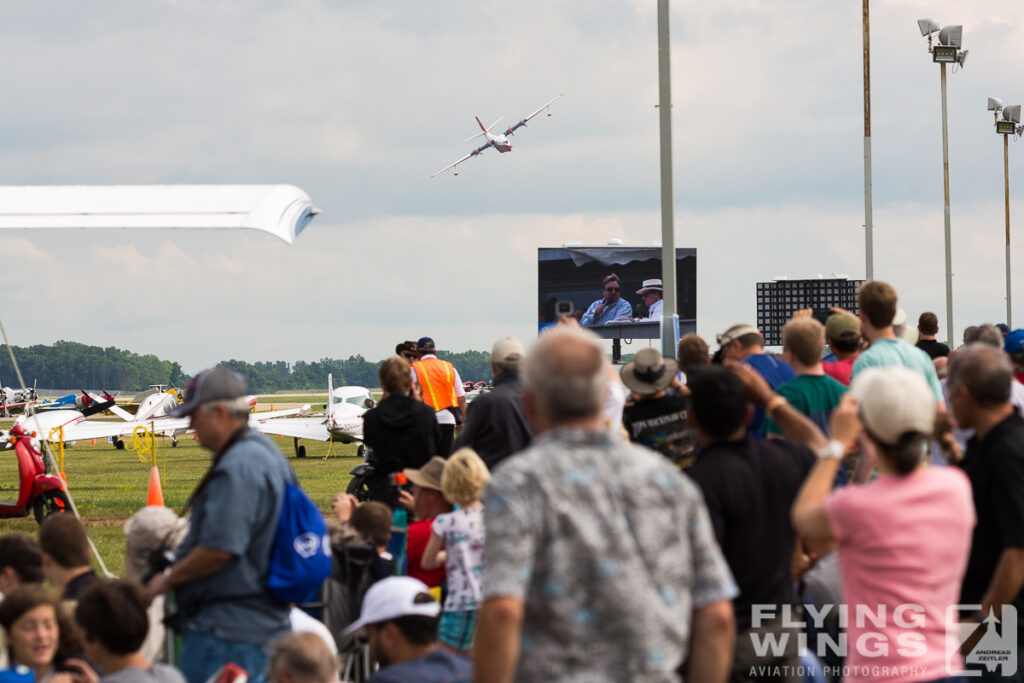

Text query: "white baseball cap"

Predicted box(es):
[851, 366, 935, 446]
[341, 576, 440, 636]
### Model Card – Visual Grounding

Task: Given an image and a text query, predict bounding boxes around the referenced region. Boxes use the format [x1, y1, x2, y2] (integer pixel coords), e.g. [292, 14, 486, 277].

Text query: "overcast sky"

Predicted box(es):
[1, 0, 1023, 375]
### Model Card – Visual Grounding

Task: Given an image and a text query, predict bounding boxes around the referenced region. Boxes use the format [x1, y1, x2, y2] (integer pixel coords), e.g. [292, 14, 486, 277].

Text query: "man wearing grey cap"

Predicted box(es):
[145, 367, 297, 683]
[451, 337, 533, 470]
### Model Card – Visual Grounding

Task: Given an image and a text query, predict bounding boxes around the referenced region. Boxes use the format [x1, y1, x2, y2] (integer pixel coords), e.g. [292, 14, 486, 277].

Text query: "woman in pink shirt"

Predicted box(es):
[793, 366, 975, 683]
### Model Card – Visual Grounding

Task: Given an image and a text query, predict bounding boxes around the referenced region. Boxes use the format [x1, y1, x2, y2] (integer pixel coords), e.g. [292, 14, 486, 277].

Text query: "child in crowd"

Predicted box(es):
[420, 448, 489, 655]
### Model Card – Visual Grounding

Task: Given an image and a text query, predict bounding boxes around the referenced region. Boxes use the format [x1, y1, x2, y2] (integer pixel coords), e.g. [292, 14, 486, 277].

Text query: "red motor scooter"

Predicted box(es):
[0, 423, 71, 522]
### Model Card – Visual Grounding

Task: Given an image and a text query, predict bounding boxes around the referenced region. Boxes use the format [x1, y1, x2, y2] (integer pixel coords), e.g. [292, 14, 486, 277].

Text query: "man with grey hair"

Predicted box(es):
[948, 345, 1024, 668]
[474, 326, 737, 682]
[452, 336, 532, 470]
[146, 367, 297, 683]
[963, 323, 1005, 348]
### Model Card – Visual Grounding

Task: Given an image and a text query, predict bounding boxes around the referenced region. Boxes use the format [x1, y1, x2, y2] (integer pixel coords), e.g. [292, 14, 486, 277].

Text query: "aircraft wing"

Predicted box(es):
[53, 405, 309, 443]
[253, 417, 332, 442]
[504, 93, 564, 136]
[60, 417, 192, 442]
[430, 140, 494, 178]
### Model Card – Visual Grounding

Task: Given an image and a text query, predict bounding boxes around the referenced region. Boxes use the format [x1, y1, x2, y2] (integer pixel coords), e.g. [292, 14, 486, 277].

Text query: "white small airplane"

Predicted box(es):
[253, 375, 372, 458]
[8, 391, 307, 449]
[431, 94, 563, 178]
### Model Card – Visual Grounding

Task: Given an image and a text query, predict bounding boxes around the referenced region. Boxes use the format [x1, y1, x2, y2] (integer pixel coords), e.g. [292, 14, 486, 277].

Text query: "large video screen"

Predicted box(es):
[538, 247, 696, 330]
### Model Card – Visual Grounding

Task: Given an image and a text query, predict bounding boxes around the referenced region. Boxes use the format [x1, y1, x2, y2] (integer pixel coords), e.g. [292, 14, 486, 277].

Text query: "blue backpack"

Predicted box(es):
[266, 481, 332, 604]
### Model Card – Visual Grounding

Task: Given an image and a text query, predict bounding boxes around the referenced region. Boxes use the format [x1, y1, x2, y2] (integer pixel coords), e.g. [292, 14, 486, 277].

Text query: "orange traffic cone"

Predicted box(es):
[146, 466, 164, 507]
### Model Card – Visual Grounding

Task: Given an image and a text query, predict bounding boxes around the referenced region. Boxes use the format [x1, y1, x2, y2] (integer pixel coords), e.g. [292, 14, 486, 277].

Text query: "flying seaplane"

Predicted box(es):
[430, 94, 563, 178]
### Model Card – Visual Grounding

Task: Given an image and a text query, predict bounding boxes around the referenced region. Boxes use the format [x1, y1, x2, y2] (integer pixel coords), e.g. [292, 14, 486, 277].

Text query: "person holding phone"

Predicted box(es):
[580, 274, 633, 326]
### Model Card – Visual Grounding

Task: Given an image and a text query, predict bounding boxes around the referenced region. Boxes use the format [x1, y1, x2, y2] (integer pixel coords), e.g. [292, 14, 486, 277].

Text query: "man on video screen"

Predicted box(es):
[580, 273, 633, 326]
[636, 279, 664, 320]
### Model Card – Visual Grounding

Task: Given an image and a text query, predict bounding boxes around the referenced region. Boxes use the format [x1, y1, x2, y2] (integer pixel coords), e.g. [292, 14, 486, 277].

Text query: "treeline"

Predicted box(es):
[0, 341, 493, 394]
[0, 340, 188, 392]
[219, 349, 493, 393]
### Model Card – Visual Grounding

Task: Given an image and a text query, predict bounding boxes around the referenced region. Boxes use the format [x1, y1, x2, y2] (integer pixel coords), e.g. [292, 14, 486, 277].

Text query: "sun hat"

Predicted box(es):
[636, 279, 663, 295]
[620, 348, 678, 395]
[403, 456, 446, 491]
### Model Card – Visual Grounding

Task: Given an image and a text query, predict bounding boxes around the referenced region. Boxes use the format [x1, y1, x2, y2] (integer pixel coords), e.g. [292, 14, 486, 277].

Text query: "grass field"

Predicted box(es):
[0, 432, 360, 577]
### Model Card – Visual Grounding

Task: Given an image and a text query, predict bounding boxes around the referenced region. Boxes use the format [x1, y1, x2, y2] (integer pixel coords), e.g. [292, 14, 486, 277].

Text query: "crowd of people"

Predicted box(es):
[3, 279, 1024, 683]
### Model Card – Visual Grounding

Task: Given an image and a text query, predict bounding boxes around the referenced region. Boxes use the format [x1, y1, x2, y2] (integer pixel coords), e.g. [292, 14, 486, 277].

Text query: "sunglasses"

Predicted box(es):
[605, 287, 620, 292]
[402, 353, 417, 360]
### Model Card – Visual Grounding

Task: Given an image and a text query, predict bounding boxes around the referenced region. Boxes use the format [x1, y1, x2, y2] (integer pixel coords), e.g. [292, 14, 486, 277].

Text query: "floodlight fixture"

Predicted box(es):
[1004, 105, 1022, 124]
[997, 120, 1017, 135]
[918, 17, 940, 36]
[938, 25, 963, 48]
[933, 45, 958, 63]
[989, 97, 1004, 112]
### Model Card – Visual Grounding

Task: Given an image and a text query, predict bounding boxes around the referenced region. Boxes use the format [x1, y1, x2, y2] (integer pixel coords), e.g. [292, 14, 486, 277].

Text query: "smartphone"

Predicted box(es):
[811, 308, 830, 325]
[555, 300, 574, 316]
[389, 472, 408, 487]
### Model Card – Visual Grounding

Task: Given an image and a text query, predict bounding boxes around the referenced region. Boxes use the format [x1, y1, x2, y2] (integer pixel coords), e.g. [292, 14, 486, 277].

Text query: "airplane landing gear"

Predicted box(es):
[293, 437, 307, 458]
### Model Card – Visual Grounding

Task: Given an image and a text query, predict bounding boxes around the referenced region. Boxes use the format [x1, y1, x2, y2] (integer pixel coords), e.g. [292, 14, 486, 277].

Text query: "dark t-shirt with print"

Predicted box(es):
[621, 393, 698, 469]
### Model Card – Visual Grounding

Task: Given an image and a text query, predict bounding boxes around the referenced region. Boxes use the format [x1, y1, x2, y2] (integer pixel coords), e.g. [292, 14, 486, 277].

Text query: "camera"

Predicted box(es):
[555, 300, 573, 316]
[811, 308, 831, 325]
[142, 548, 176, 584]
[389, 472, 408, 487]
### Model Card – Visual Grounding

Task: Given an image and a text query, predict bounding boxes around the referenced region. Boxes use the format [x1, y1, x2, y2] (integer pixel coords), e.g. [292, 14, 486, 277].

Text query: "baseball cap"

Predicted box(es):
[1005, 329, 1024, 354]
[403, 456, 446, 491]
[851, 366, 935, 446]
[717, 323, 760, 347]
[416, 337, 436, 354]
[620, 348, 679, 396]
[825, 314, 861, 343]
[342, 576, 440, 636]
[167, 367, 247, 417]
[491, 337, 525, 365]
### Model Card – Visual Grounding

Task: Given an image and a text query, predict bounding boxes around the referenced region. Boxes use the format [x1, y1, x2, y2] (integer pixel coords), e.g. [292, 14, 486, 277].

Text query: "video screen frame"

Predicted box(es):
[538, 246, 697, 334]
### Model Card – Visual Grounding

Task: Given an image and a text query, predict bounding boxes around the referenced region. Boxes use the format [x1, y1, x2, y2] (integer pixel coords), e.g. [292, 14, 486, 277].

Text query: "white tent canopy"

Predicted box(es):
[0, 184, 320, 244]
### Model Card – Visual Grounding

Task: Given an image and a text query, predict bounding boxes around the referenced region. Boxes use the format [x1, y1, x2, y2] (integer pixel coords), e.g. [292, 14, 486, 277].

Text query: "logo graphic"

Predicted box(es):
[948, 605, 1018, 677]
[293, 532, 321, 558]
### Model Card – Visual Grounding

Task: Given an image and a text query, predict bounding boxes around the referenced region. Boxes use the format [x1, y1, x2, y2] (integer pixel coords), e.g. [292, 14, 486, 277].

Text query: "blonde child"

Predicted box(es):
[420, 448, 489, 654]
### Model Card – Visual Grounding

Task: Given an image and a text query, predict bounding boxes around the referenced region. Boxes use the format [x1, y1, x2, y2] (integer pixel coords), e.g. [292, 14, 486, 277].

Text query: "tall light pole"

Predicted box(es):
[657, 0, 678, 359]
[988, 98, 1022, 327]
[919, 19, 968, 348]
[863, 0, 874, 281]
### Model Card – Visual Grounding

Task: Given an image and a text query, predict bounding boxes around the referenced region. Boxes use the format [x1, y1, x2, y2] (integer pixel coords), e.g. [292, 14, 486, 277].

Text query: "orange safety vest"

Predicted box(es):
[412, 357, 458, 412]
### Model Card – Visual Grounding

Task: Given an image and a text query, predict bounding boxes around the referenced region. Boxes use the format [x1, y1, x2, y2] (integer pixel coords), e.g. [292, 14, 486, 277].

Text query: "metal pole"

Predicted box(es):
[1006, 133, 1012, 327]
[863, 0, 874, 281]
[657, 0, 677, 359]
[939, 63, 954, 347]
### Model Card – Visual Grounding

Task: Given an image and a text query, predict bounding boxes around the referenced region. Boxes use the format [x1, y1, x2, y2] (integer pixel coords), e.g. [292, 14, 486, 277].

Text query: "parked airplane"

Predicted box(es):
[0, 381, 38, 416]
[430, 94, 563, 178]
[8, 393, 306, 449]
[253, 375, 372, 458]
